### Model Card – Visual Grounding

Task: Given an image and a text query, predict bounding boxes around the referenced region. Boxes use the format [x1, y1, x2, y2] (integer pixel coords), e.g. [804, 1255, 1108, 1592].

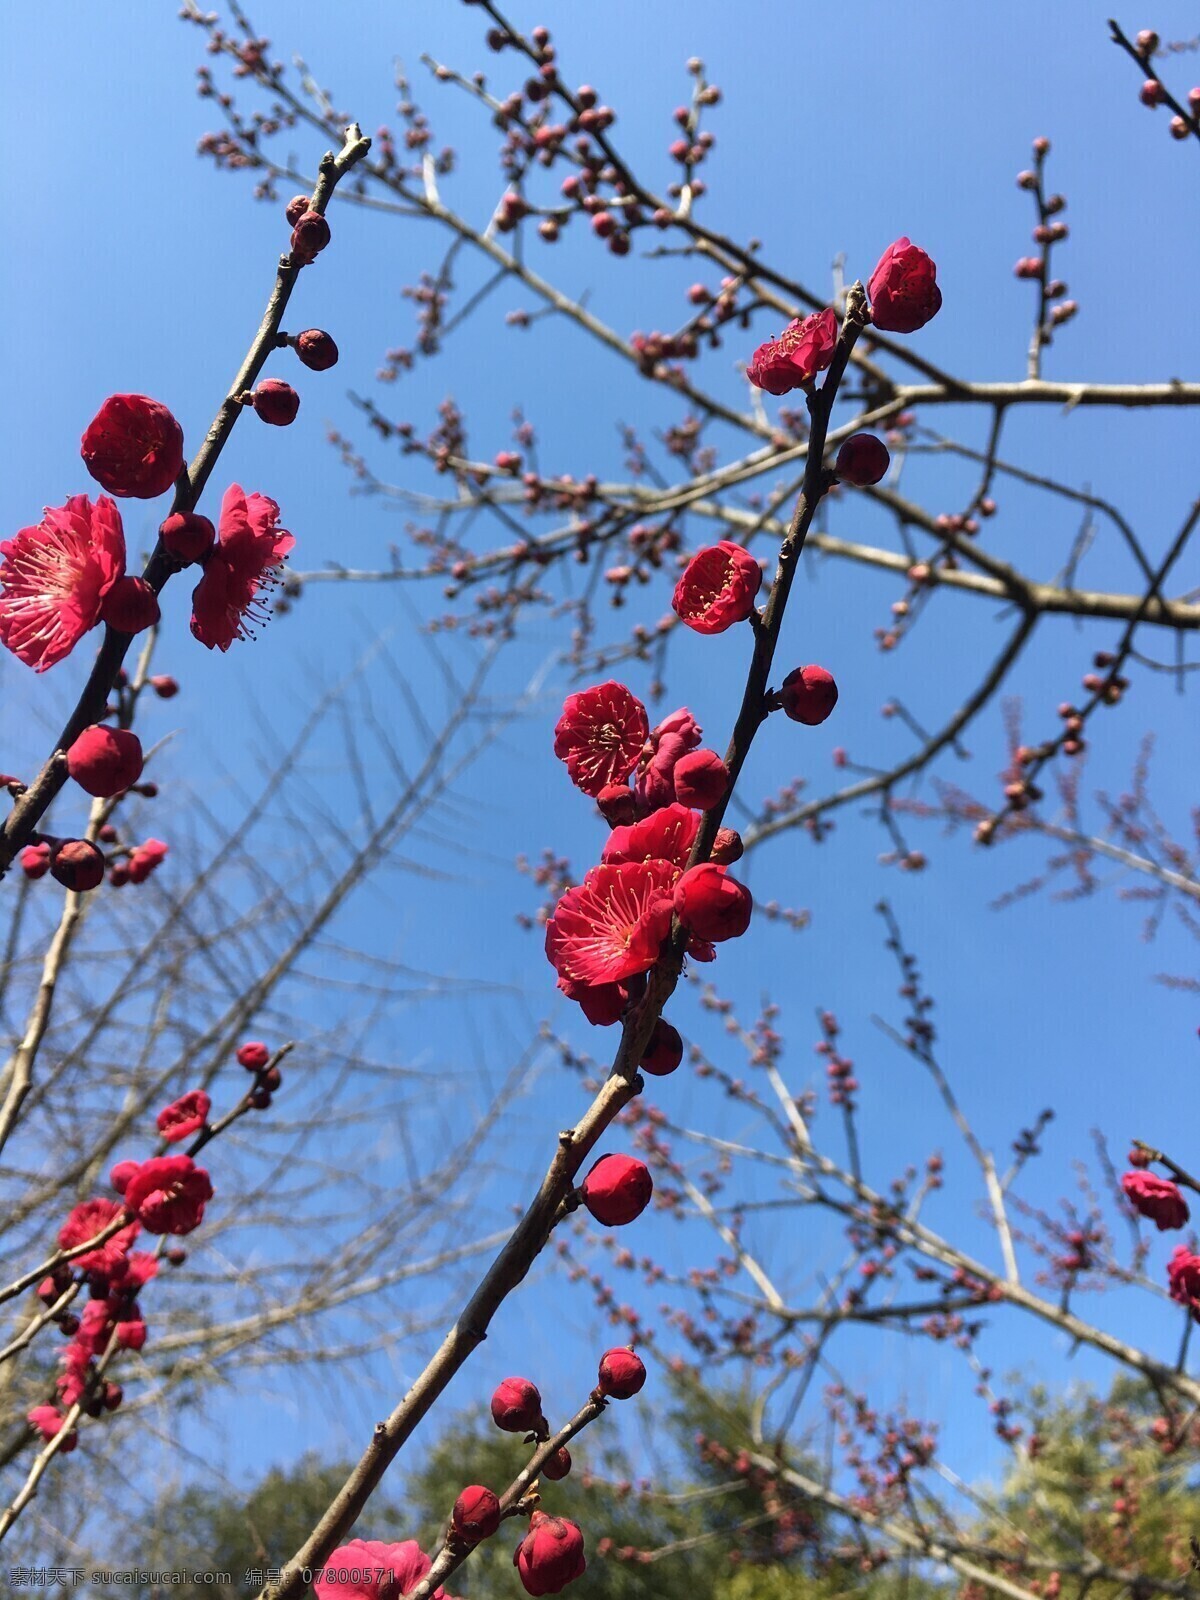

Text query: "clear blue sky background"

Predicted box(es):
[2, 0, 1198, 1555]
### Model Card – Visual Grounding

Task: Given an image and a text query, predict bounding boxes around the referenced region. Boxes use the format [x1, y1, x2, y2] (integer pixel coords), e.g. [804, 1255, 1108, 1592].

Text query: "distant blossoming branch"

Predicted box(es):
[0, 122, 371, 880]
[0, 1039, 290, 1540]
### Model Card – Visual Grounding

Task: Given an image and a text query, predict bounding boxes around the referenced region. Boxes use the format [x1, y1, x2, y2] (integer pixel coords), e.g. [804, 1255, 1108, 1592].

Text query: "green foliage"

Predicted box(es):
[973, 1374, 1200, 1596]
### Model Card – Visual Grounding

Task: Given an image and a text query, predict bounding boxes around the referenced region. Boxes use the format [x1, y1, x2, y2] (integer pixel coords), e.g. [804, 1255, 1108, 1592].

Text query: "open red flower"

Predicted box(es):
[554, 682, 649, 796]
[545, 862, 675, 986]
[190, 483, 295, 651]
[313, 1540, 453, 1600]
[747, 308, 838, 394]
[123, 1155, 213, 1235]
[602, 802, 699, 871]
[0, 495, 126, 670]
[81, 394, 185, 499]
[110, 1250, 159, 1295]
[156, 1089, 211, 1144]
[867, 238, 942, 334]
[58, 1198, 139, 1275]
[28, 1406, 76, 1449]
[673, 542, 762, 635]
[514, 1512, 586, 1597]
[1121, 1170, 1189, 1230]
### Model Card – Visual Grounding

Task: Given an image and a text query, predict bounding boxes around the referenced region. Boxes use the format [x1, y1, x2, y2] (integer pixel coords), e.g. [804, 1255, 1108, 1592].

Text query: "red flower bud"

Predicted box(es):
[99, 576, 160, 634]
[596, 784, 638, 827]
[21, 843, 51, 880]
[710, 826, 743, 865]
[453, 1484, 502, 1543]
[81, 394, 185, 500]
[290, 209, 331, 264]
[160, 512, 215, 565]
[116, 1316, 147, 1351]
[673, 863, 752, 942]
[581, 1153, 653, 1226]
[641, 1018, 683, 1077]
[673, 748, 728, 810]
[1127, 1145, 1151, 1169]
[513, 1511, 586, 1597]
[295, 329, 340, 371]
[252, 380, 301, 427]
[285, 194, 311, 226]
[236, 1041, 271, 1071]
[490, 1376, 547, 1434]
[66, 725, 143, 797]
[50, 840, 105, 893]
[867, 237, 942, 334]
[110, 1160, 139, 1195]
[835, 433, 891, 487]
[150, 675, 179, 699]
[598, 1346, 646, 1399]
[672, 541, 762, 634]
[542, 1446, 572, 1480]
[779, 664, 838, 725]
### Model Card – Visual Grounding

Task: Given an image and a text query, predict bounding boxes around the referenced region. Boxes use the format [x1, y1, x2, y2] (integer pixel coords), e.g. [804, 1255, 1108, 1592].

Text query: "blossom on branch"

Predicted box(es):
[513, 1511, 586, 1597]
[553, 681, 649, 796]
[1167, 1244, 1200, 1316]
[601, 802, 699, 870]
[634, 707, 702, 811]
[597, 1346, 646, 1398]
[80, 393, 185, 500]
[672, 541, 762, 635]
[155, 1089, 211, 1144]
[57, 1198, 139, 1275]
[190, 483, 295, 650]
[490, 1375, 547, 1435]
[581, 1153, 653, 1226]
[313, 1539, 454, 1599]
[867, 237, 942, 333]
[0, 495, 126, 670]
[66, 725, 144, 797]
[545, 862, 675, 986]
[673, 862, 753, 942]
[746, 307, 838, 394]
[1121, 1169, 1189, 1230]
[123, 1154, 213, 1235]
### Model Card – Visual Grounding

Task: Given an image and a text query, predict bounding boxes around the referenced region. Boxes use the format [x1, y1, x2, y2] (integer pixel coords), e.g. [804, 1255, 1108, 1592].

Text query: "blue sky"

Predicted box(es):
[2, 0, 1199, 1559]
